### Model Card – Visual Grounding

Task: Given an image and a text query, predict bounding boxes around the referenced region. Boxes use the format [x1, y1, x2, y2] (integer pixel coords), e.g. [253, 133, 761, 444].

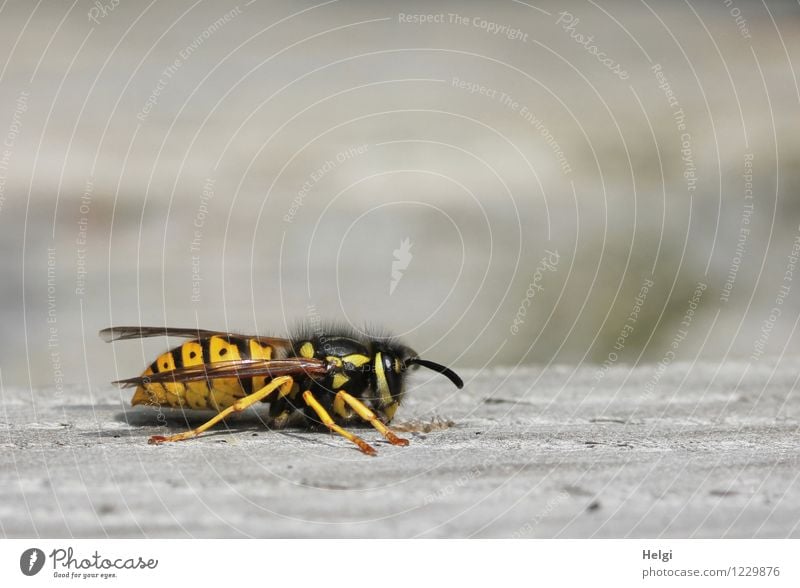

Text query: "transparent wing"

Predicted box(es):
[113, 358, 329, 388]
[99, 325, 292, 349]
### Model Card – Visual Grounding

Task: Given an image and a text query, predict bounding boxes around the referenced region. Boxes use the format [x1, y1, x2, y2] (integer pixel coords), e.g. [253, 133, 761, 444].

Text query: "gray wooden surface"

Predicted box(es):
[1, 360, 798, 538]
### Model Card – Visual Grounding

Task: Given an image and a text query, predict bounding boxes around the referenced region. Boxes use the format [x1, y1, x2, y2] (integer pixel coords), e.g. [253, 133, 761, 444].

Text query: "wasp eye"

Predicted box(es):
[383, 353, 395, 375]
[375, 352, 404, 402]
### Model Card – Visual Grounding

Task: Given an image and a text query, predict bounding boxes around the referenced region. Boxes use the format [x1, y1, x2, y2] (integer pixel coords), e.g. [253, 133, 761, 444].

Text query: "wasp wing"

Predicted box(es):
[99, 326, 293, 349]
[100, 326, 219, 342]
[113, 358, 329, 388]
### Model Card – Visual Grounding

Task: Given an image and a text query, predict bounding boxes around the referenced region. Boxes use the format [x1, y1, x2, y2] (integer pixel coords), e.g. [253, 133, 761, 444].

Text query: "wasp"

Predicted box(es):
[100, 325, 463, 455]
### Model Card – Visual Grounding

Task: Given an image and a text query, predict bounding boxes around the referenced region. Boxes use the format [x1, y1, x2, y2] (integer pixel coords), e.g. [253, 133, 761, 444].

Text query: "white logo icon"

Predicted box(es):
[390, 238, 413, 295]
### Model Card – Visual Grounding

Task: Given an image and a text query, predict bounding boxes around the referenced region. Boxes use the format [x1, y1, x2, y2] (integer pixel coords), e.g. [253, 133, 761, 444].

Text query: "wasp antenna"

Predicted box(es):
[99, 327, 123, 343]
[407, 358, 463, 389]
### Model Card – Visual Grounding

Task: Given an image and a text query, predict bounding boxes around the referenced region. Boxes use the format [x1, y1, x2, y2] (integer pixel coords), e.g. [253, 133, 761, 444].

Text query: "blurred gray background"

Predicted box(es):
[0, 0, 799, 390]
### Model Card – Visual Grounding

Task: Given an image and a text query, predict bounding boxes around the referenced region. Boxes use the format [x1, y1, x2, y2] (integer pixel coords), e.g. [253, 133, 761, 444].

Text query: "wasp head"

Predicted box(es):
[368, 344, 463, 423]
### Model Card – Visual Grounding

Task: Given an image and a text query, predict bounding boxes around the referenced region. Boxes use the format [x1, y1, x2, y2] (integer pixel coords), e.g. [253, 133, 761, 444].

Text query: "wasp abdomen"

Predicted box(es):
[131, 335, 276, 411]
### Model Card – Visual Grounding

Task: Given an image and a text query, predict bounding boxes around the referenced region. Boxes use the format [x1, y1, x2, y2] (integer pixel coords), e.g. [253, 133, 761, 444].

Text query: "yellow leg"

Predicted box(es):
[149, 376, 294, 444]
[336, 391, 409, 447]
[302, 390, 377, 456]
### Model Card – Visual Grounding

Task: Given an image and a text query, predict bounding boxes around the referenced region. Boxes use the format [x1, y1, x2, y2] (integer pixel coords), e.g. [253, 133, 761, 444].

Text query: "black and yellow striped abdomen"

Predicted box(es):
[131, 335, 277, 411]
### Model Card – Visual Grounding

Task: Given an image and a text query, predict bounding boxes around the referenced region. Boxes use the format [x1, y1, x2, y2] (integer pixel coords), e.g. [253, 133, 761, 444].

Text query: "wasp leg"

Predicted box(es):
[335, 391, 409, 447]
[302, 390, 377, 456]
[149, 376, 294, 444]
